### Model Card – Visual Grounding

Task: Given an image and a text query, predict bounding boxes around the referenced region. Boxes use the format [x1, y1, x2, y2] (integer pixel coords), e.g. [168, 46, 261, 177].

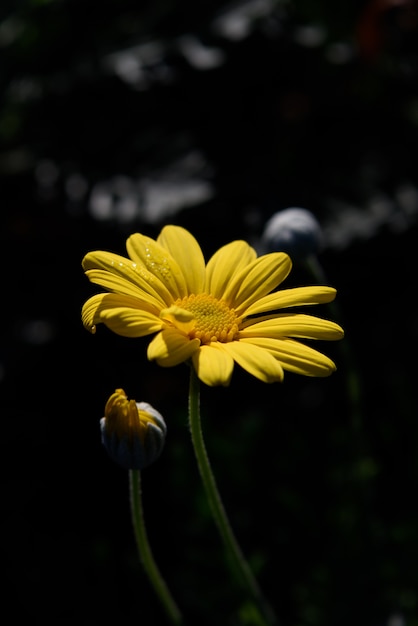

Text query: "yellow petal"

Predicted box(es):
[191, 344, 234, 386]
[219, 341, 284, 383]
[223, 253, 291, 313]
[157, 225, 206, 295]
[240, 314, 344, 340]
[147, 328, 200, 366]
[82, 294, 105, 332]
[85, 269, 166, 311]
[205, 241, 257, 299]
[244, 286, 337, 317]
[82, 250, 173, 306]
[126, 233, 188, 299]
[82, 250, 126, 271]
[99, 308, 163, 337]
[160, 305, 196, 334]
[241, 337, 337, 377]
[81, 293, 159, 332]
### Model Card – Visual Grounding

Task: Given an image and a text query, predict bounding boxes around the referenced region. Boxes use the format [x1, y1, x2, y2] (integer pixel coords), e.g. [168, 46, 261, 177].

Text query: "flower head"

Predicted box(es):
[82, 225, 344, 386]
[100, 389, 166, 470]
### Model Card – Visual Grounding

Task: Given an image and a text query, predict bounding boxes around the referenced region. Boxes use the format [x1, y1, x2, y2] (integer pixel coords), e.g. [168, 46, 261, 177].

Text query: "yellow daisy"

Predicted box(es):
[82, 225, 344, 386]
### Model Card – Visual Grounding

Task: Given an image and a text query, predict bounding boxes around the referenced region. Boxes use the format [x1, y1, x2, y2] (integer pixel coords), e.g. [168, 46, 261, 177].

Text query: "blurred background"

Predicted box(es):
[1, 0, 418, 624]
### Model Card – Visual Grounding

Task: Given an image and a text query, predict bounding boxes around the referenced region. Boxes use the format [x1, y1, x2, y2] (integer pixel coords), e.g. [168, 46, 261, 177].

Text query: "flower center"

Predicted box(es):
[175, 294, 239, 344]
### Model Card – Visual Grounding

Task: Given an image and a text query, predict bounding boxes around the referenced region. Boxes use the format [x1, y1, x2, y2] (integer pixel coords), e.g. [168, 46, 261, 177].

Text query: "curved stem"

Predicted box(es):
[129, 469, 183, 625]
[188, 368, 278, 626]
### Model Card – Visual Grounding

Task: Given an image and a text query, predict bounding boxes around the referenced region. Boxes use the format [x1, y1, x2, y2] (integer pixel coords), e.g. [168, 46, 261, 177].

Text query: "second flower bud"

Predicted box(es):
[100, 388, 167, 470]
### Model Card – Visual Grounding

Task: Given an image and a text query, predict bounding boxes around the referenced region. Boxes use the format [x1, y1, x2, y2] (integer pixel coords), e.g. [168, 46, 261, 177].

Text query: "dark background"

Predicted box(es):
[1, 0, 418, 624]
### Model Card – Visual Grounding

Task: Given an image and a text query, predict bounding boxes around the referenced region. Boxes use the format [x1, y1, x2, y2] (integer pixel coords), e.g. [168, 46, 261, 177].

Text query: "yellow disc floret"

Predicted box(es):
[174, 293, 240, 344]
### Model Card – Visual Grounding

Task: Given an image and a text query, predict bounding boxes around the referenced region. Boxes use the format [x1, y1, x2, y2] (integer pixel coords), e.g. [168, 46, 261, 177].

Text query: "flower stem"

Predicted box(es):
[188, 368, 278, 626]
[129, 469, 183, 625]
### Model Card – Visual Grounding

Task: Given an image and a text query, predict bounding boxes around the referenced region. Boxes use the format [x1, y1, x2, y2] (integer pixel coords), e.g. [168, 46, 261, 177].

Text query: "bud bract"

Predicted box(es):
[100, 388, 167, 470]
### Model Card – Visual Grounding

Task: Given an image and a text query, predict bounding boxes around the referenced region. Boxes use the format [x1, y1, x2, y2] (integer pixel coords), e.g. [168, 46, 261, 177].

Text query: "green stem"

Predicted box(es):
[129, 469, 183, 625]
[188, 368, 278, 626]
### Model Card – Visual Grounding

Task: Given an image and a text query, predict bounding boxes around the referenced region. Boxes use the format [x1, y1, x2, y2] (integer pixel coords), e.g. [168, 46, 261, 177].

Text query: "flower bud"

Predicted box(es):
[261, 207, 323, 260]
[100, 388, 167, 470]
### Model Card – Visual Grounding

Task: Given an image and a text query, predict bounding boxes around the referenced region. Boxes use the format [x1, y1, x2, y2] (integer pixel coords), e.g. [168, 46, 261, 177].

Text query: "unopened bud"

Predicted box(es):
[100, 389, 167, 470]
[261, 207, 323, 260]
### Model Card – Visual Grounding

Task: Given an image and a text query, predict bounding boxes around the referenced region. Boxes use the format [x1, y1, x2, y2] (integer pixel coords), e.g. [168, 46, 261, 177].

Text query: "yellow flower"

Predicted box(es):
[82, 225, 344, 386]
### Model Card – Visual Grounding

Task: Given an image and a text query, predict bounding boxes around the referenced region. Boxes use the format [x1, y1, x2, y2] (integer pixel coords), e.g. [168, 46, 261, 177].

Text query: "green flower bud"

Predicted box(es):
[100, 389, 166, 470]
